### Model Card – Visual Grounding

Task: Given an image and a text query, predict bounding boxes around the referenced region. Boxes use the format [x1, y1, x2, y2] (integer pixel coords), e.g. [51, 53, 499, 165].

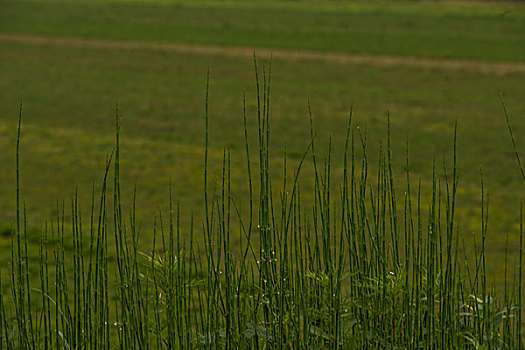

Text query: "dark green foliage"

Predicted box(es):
[1, 66, 523, 348]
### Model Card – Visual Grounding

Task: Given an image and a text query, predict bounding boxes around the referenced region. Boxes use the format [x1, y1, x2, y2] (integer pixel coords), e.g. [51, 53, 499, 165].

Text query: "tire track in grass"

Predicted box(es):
[1, 33, 525, 75]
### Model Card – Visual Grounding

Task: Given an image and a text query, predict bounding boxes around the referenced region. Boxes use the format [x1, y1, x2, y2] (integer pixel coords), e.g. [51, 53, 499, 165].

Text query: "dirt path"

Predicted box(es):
[1, 33, 525, 75]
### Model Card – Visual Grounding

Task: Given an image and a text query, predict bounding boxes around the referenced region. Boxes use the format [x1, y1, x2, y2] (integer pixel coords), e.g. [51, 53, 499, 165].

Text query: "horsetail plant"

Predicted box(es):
[0, 63, 523, 349]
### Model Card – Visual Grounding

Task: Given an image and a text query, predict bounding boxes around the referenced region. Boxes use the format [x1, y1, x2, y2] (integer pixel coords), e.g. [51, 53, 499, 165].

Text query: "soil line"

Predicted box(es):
[1, 33, 524, 75]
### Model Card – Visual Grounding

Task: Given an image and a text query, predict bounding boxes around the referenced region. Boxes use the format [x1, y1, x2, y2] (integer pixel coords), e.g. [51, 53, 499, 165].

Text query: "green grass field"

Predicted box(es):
[1, 1, 525, 346]
[0, 0, 524, 271]
[2, 0, 525, 61]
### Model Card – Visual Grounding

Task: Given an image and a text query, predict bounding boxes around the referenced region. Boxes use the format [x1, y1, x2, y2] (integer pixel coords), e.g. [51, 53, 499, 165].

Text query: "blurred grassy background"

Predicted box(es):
[0, 0, 524, 278]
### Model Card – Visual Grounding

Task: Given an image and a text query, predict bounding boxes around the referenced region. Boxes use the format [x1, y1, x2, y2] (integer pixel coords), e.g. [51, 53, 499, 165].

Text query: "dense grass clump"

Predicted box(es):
[1, 64, 524, 349]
